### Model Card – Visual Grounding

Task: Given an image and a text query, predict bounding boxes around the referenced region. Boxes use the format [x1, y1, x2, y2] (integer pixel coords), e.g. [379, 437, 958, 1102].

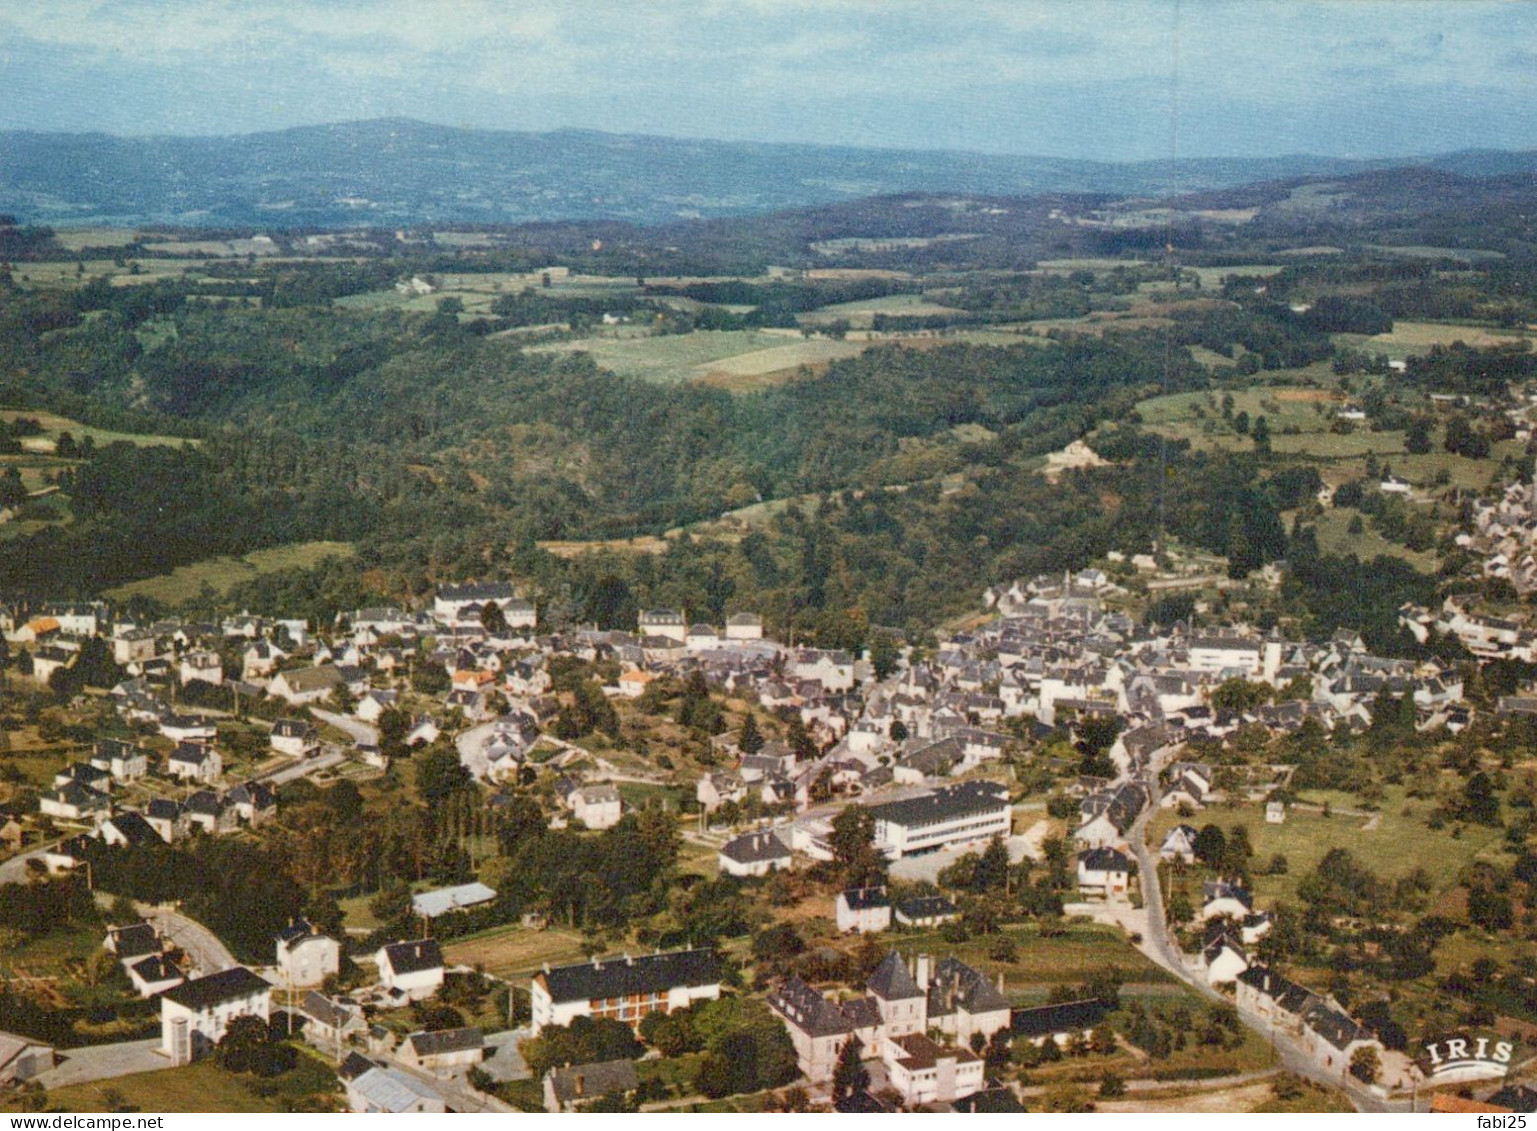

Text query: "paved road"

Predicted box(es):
[456, 722, 497, 780]
[33, 1038, 168, 1089]
[141, 905, 237, 978]
[1127, 773, 1406, 1113]
[309, 707, 378, 746]
[0, 839, 60, 884]
[256, 745, 348, 785]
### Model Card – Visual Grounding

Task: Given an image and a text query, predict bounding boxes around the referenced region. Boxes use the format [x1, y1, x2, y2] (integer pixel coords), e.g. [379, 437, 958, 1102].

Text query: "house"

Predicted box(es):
[167, 742, 222, 783]
[241, 640, 286, 680]
[411, 882, 497, 919]
[1201, 880, 1253, 922]
[275, 919, 341, 987]
[184, 790, 237, 835]
[570, 784, 622, 830]
[271, 718, 320, 758]
[0, 1031, 55, 1086]
[718, 830, 791, 877]
[543, 1059, 640, 1113]
[1201, 924, 1250, 987]
[144, 798, 186, 843]
[158, 714, 218, 743]
[39, 781, 109, 821]
[836, 886, 892, 934]
[924, 955, 1012, 1045]
[1010, 998, 1114, 1048]
[530, 949, 722, 1035]
[354, 689, 397, 723]
[226, 781, 277, 826]
[433, 581, 519, 621]
[297, 992, 367, 1052]
[724, 613, 764, 641]
[161, 967, 272, 1066]
[97, 810, 160, 850]
[105, 921, 163, 961]
[179, 650, 225, 687]
[112, 629, 158, 666]
[696, 771, 747, 813]
[375, 939, 445, 1002]
[880, 1032, 984, 1105]
[91, 738, 148, 782]
[31, 646, 75, 687]
[126, 954, 185, 998]
[1160, 824, 1199, 863]
[398, 1027, 485, 1072]
[767, 975, 885, 1084]
[637, 609, 687, 643]
[55, 761, 112, 793]
[405, 716, 442, 747]
[1266, 800, 1286, 824]
[344, 1062, 447, 1114]
[893, 895, 960, 929]
[867, 782, 1011, 859]
[616, 669, 659, 699]
[268, 665, 344, 705]
[1077, 847, 1132, 898]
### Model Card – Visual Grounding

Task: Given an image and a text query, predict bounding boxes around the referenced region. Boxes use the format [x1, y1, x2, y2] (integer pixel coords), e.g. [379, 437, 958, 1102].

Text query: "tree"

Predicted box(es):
[832, 1036, 869, 1101]
[828, 805, 886, 889]
[738, 713, 765, 755]
[1404, 416, 1432, 454]
[869, 634, 900, 680]
[1193, 824, 1227, 867]
[889, 719, 908, 743]
[479, 600, 507, 635]
[1464, 772, 1501, 826]
[1349, 1045, 1380, 1084]
[417, 747, 470, 803]
[975, 835, 1011, 892]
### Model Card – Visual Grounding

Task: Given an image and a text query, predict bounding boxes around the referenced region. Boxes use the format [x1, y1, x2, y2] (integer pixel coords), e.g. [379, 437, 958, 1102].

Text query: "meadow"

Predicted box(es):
[103, 541, 356, 605]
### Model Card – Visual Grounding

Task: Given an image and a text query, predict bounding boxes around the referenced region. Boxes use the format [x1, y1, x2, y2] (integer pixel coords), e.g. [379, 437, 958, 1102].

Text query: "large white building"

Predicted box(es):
[530, 949, 721, 1035]
[868, 782, 1011, 859]
[274, 919, 341, 987]
[375, 939, 445, 1002]
[160, 967, 272, 1065]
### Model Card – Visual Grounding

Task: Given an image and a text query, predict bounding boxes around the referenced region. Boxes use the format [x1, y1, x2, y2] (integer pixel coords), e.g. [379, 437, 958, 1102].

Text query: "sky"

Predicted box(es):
[1, 0, 1534, 161]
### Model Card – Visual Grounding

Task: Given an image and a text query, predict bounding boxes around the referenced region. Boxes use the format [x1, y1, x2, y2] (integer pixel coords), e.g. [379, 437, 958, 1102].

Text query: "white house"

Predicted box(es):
[530, 949, 722, 1035]
[167, 742, 222, 784]
[161, 967, 272, 1066]
[1076, 847, 1132, 898]
[375, 939, 445, 1002]
[275, 920, 341, 987]
[718, 830, 791, 877]
[724, 613, 763, 641]
[179, 650, 225, 687]
[268, 665, 344, 706]
[881, 1032, 985, 1106]
[637, 609, 687, 643]
[397, 1027, 485, 1073]
[836, 886, 892, 934]
[570, 784, 622, 830]
[271, 718, 320, 758]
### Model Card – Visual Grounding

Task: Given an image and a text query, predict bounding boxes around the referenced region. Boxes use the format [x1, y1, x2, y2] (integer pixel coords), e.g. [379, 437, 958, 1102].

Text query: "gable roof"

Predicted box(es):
[405, 1027, 483, 1058]
[1011, 998, 1113, 1038]
[102, 811, 159, 847]
[380, 939, 444, 975]
[719, 830, 789, 865]
[546, 1059, 640, 1105]
[928, 956, 1009, 1017]
[411, 883, 497, 919]
[162, 966, 270, 1011]
[537, 949, 721, 1006]
[839, 885, 890, 911]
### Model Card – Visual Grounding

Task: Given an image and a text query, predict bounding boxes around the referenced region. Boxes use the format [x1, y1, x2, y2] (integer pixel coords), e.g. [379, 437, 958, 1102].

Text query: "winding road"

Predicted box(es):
[1126, 774, 1408, 1113]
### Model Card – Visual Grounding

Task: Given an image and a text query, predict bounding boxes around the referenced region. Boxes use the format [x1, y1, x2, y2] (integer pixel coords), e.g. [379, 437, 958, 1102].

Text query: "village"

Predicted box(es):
[3, 528, 1536, 1116]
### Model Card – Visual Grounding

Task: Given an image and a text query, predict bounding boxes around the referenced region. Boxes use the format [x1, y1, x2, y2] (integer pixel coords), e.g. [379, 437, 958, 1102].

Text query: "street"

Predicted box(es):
[141, 904, 238, 977]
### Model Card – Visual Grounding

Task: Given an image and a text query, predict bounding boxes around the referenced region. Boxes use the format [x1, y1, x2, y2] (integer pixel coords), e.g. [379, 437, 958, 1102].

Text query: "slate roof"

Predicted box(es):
[865, 951, 923, 1001]
[867, 781, 1009, 829]
[1011, 998, 1112, 1038]
[928, 956, 1009, 1018]
[537, 949, 721, 1006]
[405, 1027, 483, 1058]
[162, 966, 270, 1010]
[768, 976, 871, 1038]
[546, 1059, 640, 1105]
[839, 886, 890, 911]
[103, 811, 158, 847]
[895, 895, 960, 922]
[109, 921, 161, 960]
[301, 991, 360, 1030]
[381, 939, 444, 975]
[719, 830, 790, 865]
[1079, 847, 1131, 872]
[1203, 880, 1253, 910]
[129, 954, 182, 985]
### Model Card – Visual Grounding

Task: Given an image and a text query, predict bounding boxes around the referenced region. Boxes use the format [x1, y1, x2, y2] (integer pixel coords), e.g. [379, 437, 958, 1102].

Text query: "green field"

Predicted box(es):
[441, 923, 589, 980]
[894, 920, 1170, 994]
[5, 1055, 342, 1114]
[530, 329, 863, 386]
[104, 541, 356, 605]
[1334, 319, 1532, 360]
[1155, 788, 1509, 909]
[0, 408, 194, 450]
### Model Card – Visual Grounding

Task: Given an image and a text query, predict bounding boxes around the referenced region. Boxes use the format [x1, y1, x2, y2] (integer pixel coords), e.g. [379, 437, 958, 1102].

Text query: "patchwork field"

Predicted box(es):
[103, 540, 356, 605]
[0, 408, 194, 450]
[1335, 319, 1533, 358]
[530, 329, 868, 387]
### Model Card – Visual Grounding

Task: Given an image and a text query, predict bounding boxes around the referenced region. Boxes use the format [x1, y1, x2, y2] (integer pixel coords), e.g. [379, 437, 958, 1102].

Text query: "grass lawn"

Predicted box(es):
[1165, 788, 1509, 908]
[104, 541, 356, 605]
[891, 921, 1170, 995]
[1306, 506, 1436, 572]
[7, 1054, 342, 1113]
[440, 924, 589, 980]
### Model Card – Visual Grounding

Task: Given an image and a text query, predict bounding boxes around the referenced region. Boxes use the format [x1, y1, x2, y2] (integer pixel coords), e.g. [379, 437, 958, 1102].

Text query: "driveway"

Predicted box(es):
[888, 827, 1042, 884]
[309, 707, 378, 746]
[141, 905, 237, 978]
[34, 1039, 169, 1089]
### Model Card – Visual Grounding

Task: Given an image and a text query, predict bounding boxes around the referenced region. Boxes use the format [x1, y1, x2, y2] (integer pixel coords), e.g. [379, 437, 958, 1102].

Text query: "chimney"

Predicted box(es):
[575, 1074, 585, 1098]
[997, 972, 1004, 993]
[625, 954, 634, 966]
[915, 954, 931, 991]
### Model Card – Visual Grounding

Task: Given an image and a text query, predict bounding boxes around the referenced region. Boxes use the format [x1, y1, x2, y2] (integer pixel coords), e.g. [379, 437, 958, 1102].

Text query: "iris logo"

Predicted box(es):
[1421, 1034, 1515, 1082]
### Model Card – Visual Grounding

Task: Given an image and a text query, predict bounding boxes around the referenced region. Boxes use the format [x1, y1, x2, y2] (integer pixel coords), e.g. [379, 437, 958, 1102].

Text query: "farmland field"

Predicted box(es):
[104, 540, 355, 604]
[441, 924, 589, 980]
[1334, 319, 1532, 358]
[0, 408, 194, 450]
[2, 1056, 342, 1114]
[530, 329, 866, 386]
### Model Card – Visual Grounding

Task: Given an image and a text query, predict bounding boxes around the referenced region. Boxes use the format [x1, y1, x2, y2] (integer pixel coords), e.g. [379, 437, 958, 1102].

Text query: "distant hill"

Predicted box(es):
[4, 117, 1536, 229]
